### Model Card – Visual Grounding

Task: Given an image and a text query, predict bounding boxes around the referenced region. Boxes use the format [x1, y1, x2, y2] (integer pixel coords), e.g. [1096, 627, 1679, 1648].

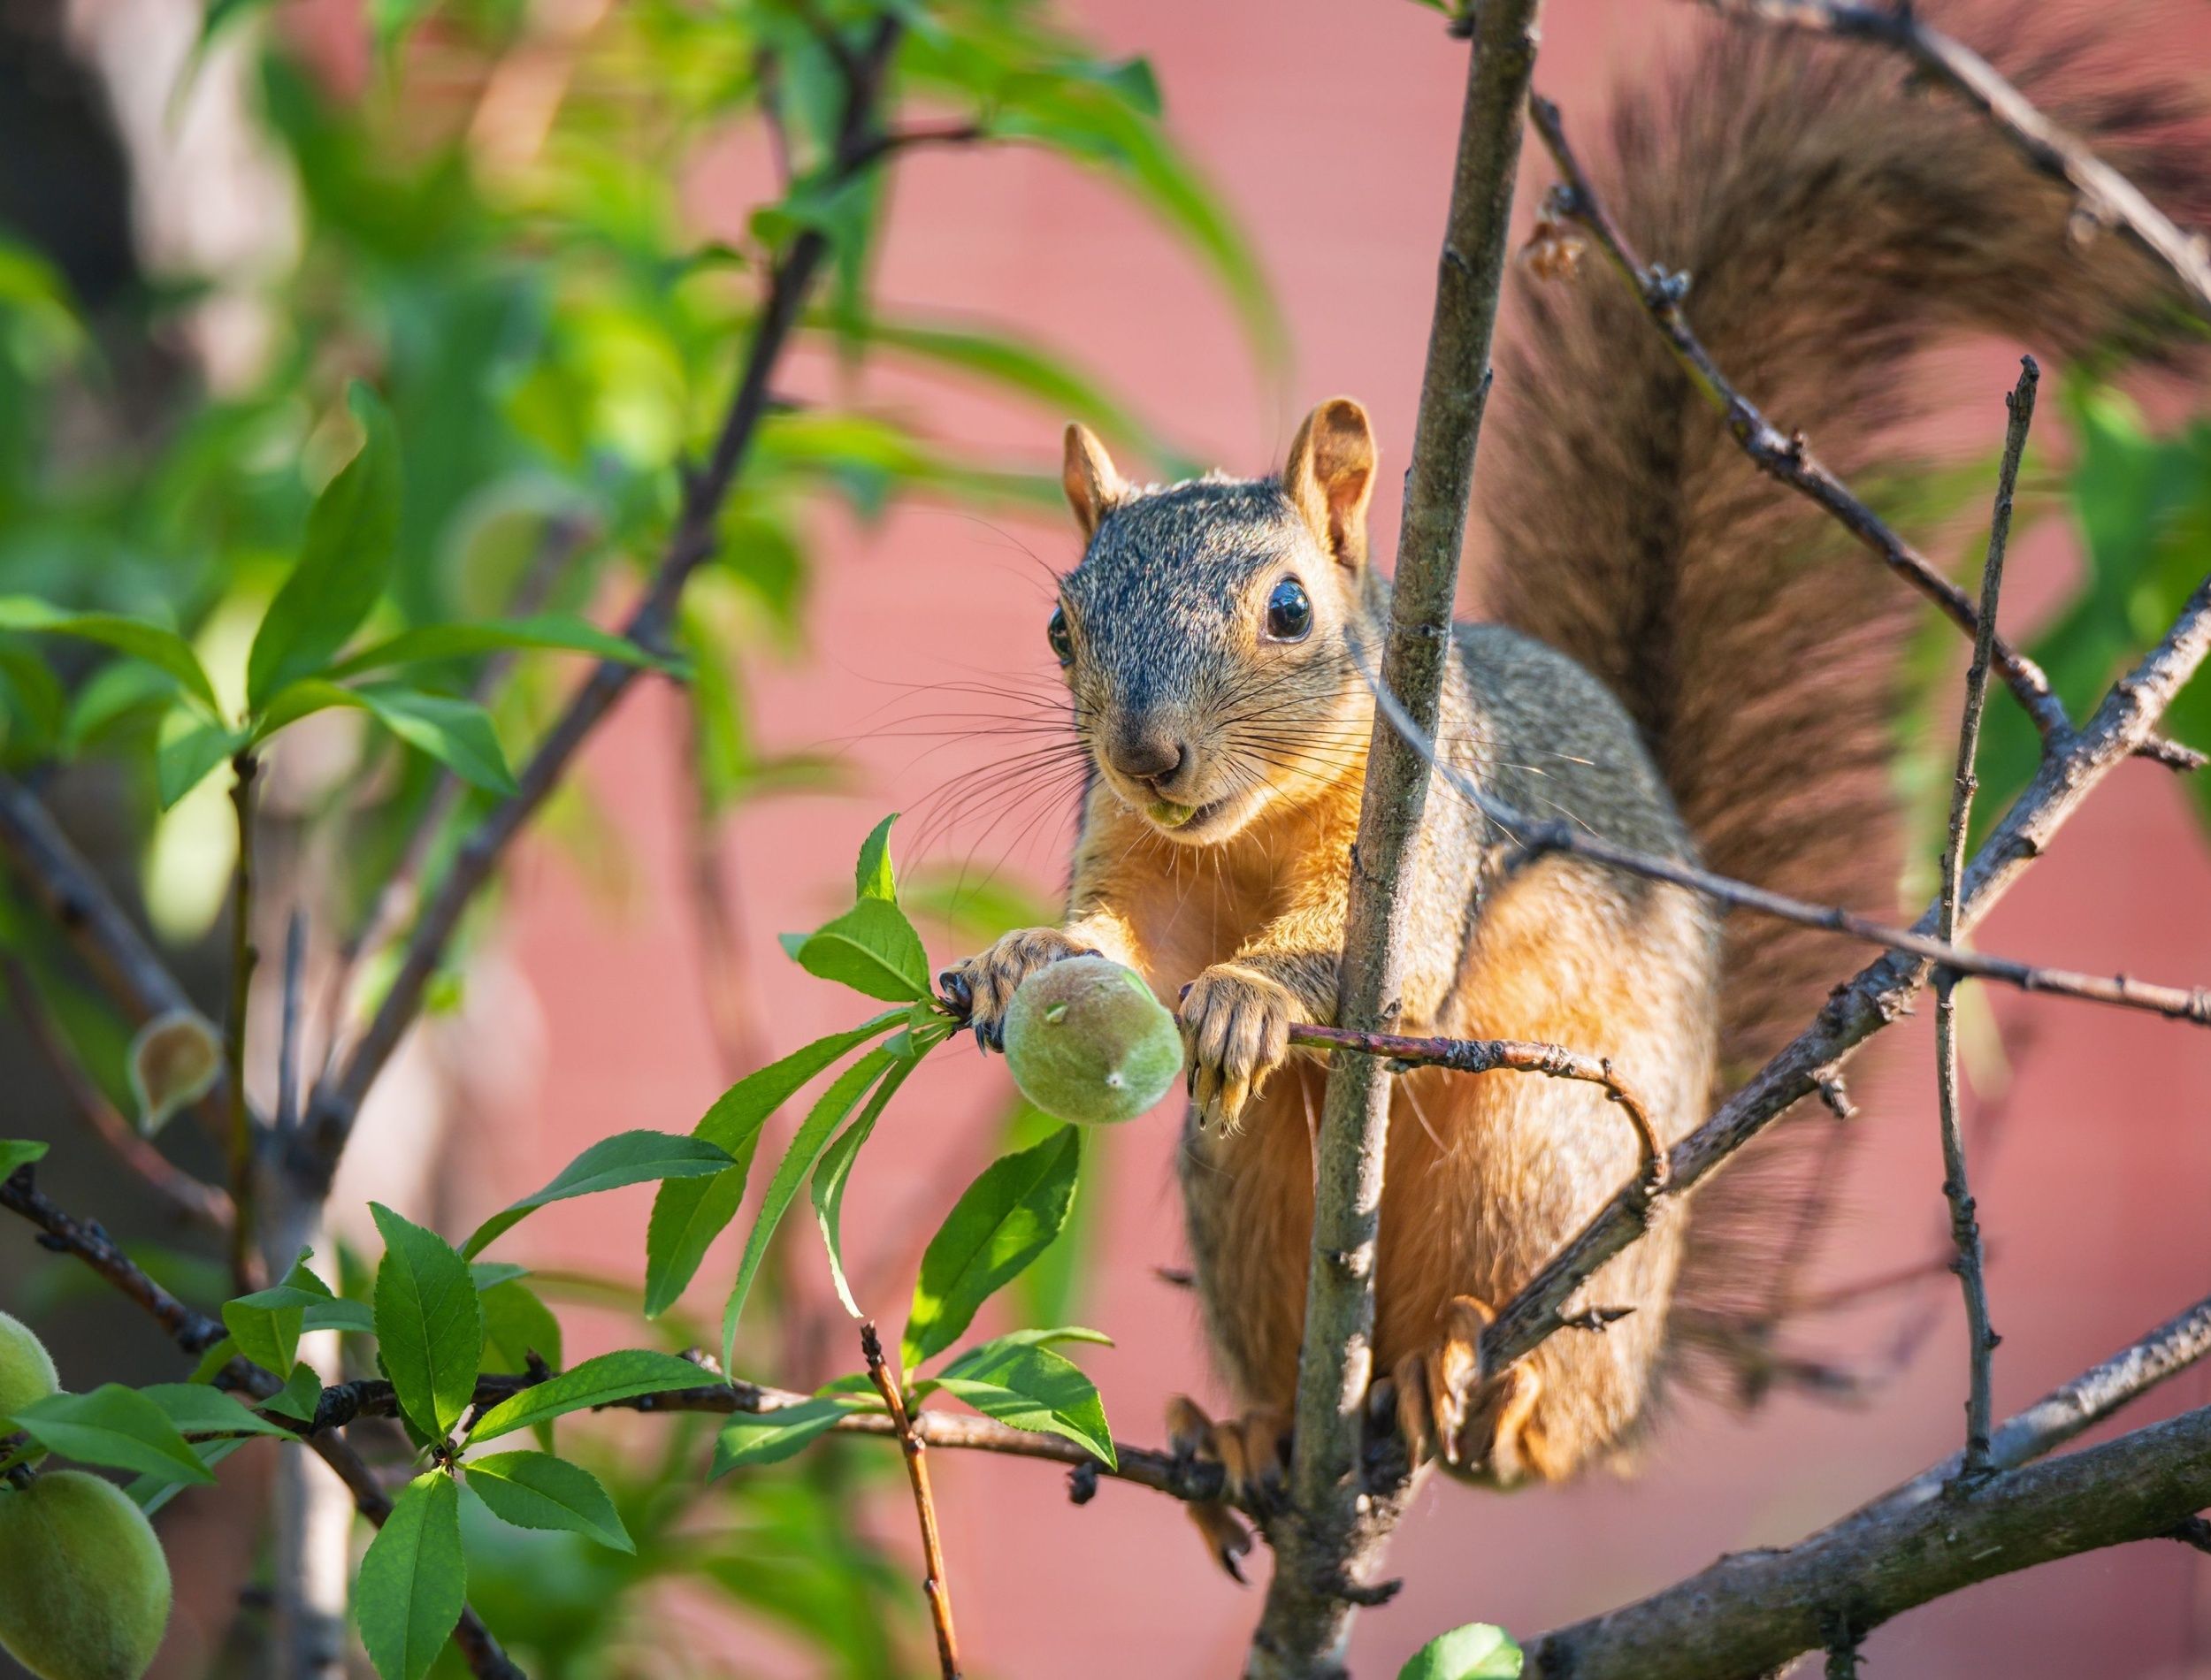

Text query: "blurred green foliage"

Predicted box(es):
[0, 0, 1270, 1672]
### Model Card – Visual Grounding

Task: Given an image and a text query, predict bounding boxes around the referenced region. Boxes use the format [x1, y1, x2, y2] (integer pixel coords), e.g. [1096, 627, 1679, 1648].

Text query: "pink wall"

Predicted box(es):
[486, 2, 2211, 1673]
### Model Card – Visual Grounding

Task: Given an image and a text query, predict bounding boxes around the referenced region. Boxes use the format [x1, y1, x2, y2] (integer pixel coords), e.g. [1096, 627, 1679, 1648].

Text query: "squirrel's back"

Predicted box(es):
[1480, 5, 2211, 1383]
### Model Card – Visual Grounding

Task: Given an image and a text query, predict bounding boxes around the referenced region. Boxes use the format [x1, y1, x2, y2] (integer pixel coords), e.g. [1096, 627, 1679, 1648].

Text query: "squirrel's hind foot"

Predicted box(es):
[1167, 1395, 1289, 1582]
[1387, 1294, 1547, 1487]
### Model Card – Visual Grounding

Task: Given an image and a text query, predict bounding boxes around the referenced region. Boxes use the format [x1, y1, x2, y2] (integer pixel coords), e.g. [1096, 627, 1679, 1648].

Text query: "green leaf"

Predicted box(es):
[786, 897, 930, 1001]
[12, 1385, 216, 1482]
[923, 1341, 1113, 1468]
[710, 1397, 864, 1475]
[479, 1280, 562, 1377]
[371, 1203, 485, 1442]
[139, 1383, 296, 1440]
[303, 1296, 377, 1335]
[1398, 1624, 1525, 1680]
[354, 685, 516, 794]
[853, 813, 899, 903]
[469, 1262, 529, 1291]
[464, 1349, 708, 1443]
[248, 382, 401, 708]
[462, 1130, 735, 1257]
[903, 1126, 1081, 1371]
[0, 598, 219, 714]
[248, 678, 516, 794]
[464, 1450, 632, 1552]
[155, 717, 241, 809]
[722, 1050, 898, 1370]
[325, 615, 677, 682]
[810, 1053, 922, 1317]
[643, 1012, 902, 1316]
[261, 1363, 325, 1424]
[126, 1438, 248, 1516]
[356, 1471, 466, 1680]
[943, 1326, 1112, 1361]
[223, 1287, 308, 1381]
[0, 1139, 48, 1180]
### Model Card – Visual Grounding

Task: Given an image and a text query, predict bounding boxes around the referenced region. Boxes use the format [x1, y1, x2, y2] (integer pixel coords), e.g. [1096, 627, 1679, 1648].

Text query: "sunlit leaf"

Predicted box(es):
[11, 1385, 215, 1483]
[465, 1450, 632, 1552]
[465, 1348, 708, 1443]
[903, 1125, 1080, 1370]
[1399, 1623, 1525, 1680]
[371, 1203, 484, 1442]
[461, 1130, 734, 1258]
[922, 1340, 1113, 1468]
[710, 1396, 868, 1475]
[784, 897, 930, 1002]
[0, 598, 219, 714]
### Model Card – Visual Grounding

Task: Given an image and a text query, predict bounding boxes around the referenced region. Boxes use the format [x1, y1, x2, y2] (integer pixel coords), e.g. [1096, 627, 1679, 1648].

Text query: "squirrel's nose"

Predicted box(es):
[1107, 728, 1188, 787]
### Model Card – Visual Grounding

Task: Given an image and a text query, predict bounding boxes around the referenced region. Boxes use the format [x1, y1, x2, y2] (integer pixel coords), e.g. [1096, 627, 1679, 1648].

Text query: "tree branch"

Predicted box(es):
[1934, 357, 2038, 1481]
[1256, 4, 1544, 1674]
[1688, 0, 2211, 325]
[864, 1322, 962, 1680]
[1526, 1399, 2211, 1679]
[1525, 95, 2201, 774]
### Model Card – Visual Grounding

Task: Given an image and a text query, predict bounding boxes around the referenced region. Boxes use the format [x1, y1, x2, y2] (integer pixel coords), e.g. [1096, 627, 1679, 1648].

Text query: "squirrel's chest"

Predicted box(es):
[1121, 855, 1295, 994]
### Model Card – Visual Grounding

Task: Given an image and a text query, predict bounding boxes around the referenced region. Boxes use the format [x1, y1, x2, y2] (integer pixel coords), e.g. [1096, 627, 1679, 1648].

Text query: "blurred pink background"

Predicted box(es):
[463, 1, 2211, 1673]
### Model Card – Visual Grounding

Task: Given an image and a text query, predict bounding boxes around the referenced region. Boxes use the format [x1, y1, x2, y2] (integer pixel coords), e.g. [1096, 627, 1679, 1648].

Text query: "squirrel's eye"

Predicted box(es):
[1047, 604, 1074, 666]
[1264, 577, 1312, 643]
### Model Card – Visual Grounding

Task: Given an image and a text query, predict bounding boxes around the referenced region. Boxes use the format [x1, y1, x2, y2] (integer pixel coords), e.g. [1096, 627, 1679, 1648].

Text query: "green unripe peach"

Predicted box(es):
[0, 1310, 57, 1426]
[1003, 956, 1182, 1125]
[0, 1470, 172, 1680]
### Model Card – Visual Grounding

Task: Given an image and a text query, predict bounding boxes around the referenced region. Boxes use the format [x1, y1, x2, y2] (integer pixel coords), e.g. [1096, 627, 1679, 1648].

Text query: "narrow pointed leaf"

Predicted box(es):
[853, 813, 899, 902]
[354, 685, 516, 794]
[139, 1384, 295, 1439]
[465, 1450, 632, 1552]
[249, 383, 401, 707]
[643, 1012, 901, 1316]
[722, 1050, 896, 1371]
[811, 1053, 922, 1317]
[0, 597, 218, 713]
[12, 1385, 215, 1482]
[462, 1131, 734, 1258]
[711, 1396, 865, 1475]
[465, 1349, 708, 1443]
[903, 1126, 1080, 1370]
[326, 615, 674, 681]
[371, 1203, 484, 1441]
[0, 1139, 49, 1180]
[355, 1471, 465, 1680]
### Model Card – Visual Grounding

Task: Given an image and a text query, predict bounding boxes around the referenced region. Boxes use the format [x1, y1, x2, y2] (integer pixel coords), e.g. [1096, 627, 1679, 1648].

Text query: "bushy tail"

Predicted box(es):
[1479, 5, 2211, 1399]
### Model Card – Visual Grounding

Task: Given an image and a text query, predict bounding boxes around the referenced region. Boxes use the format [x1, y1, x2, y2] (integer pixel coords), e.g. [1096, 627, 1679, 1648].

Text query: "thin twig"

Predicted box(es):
[295, 18, 910, 1191]
[1525, 94, 2200, 773]
[276, 908, 306, 1137]
[1289, 1023, 1664, 1190]
[1848, 1287, 2211, 1527]
[863, 1322, 961, 1680]
[1936, 359, 2038, 1480]
[223, 752, 263, 1290]
[0, 956, 233, 1231]
[1689, 0, 2211, 323]
[1259, 4, 1545, 1671]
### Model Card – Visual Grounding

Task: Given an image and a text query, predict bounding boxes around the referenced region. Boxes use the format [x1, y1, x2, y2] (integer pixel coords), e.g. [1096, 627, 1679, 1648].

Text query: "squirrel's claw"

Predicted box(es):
[1387, 1295, 1547, 1485]
[1179, 964, 1296, 1130]
[943, 926, 1090, 1055]
[1167, 1395, 1287, 1581]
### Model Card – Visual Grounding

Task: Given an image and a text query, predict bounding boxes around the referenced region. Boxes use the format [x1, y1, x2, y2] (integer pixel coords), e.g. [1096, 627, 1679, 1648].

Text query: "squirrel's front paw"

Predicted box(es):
[937, 928, 1097, 1053]
[1179, 963, 1296, 1130]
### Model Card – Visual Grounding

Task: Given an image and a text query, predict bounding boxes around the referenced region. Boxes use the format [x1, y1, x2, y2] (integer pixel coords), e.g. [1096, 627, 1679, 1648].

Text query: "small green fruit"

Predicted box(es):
[1003, 956, 1182, 1125]
[0, 1310, 58, 1426]
[0, 1470, 172, 1680]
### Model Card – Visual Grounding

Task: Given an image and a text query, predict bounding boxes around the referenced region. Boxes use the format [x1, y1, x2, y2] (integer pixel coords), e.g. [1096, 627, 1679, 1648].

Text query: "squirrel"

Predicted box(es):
[940, 8, 2209, 1574]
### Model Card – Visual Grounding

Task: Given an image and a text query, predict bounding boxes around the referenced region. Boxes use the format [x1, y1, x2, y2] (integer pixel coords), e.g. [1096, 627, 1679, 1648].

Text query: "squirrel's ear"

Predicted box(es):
[1281, 397, 1377, 571]
[1062, 423, 1125, 541]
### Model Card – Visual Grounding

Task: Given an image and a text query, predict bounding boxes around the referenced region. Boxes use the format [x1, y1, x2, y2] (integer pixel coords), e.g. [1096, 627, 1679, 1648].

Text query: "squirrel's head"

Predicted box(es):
[1050, 398, 1379, 846]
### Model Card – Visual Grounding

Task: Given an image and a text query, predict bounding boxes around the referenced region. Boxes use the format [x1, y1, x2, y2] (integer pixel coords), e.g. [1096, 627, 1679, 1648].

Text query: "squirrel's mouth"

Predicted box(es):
[1132, 789, 1256, 844]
